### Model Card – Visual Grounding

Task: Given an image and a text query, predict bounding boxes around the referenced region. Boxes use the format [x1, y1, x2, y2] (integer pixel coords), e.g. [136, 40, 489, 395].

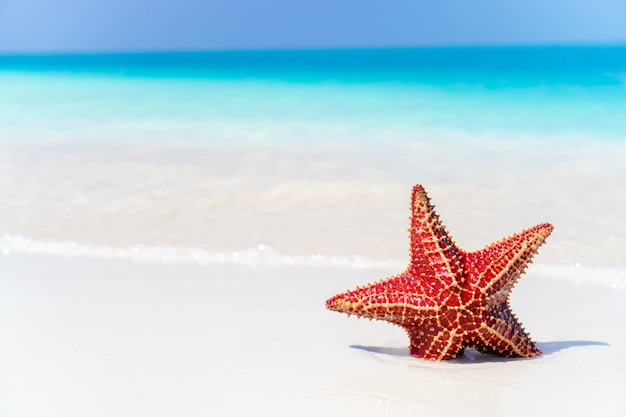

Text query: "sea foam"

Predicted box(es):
[2, 234, 624, 290]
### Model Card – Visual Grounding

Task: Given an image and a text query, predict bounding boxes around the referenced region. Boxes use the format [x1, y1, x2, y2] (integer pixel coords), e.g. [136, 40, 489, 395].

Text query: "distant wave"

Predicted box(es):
[1, 234, 624, 289]
[0, 234, 400, 269]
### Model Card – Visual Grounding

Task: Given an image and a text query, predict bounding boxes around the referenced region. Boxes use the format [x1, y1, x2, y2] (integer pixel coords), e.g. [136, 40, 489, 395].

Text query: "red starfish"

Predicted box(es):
[326, 185, 553, 361]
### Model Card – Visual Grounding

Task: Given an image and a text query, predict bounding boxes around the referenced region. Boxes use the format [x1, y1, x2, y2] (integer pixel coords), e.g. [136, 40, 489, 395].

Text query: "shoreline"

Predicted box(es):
[2, 137, 626, 268]
[2, 234, 625, 289]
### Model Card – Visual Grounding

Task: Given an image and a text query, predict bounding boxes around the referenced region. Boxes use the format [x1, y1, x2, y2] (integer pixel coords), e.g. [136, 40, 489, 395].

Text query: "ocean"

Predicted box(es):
[1, 45, 625, 275]
[2, 46, 626, 139]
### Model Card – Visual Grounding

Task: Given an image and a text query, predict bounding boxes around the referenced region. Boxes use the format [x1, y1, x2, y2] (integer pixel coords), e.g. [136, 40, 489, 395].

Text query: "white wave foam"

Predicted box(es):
[2, 234, 626, 289]
[0, 234, 402, 269]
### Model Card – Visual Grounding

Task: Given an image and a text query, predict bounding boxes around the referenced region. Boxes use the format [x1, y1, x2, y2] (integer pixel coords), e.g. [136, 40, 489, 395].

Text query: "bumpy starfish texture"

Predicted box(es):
[326, 184, 553, 361]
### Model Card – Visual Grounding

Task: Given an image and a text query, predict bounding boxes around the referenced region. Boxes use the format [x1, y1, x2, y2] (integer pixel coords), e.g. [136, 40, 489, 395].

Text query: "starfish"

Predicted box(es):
[326, 184, 553, 361]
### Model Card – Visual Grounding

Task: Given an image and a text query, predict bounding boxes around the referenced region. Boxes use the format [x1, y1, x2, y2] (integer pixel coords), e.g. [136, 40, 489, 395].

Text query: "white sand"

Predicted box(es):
[2, 135, 626, 416]
[1, 252, 625, 417]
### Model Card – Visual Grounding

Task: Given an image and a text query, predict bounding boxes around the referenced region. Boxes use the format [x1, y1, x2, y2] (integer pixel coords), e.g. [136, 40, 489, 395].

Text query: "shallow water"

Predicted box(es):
[1, 47, 625, 283]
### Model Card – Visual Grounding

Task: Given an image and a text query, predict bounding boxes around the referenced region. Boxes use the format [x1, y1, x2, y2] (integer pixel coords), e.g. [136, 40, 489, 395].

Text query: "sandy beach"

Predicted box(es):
[1, 137, 625, 416]
[1, 252, 625, 417]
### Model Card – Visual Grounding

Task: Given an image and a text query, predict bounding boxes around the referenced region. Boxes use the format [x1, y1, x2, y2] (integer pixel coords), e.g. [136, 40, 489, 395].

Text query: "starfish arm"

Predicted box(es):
[465, 223, 553, 301]
[408, 185, 465, 291]
[325, 273, 440, 326]
[468, 304, 540, 357]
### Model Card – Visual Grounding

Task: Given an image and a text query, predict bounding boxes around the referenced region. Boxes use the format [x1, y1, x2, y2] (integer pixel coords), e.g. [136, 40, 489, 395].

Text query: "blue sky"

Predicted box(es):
[1, 0, 625, 52]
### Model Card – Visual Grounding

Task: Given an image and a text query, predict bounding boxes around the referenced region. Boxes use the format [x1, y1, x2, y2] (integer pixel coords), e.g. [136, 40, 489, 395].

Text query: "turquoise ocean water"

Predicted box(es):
[1, 46, 626, 276]
[1, 46, 626, 141]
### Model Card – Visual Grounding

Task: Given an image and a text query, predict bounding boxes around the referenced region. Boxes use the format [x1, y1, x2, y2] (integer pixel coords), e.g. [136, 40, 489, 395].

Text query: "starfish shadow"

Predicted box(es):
[351, 345, 523, 363]
[351, 340, 609, 363]
[536, 340, 609, 355]
[351, 345, 411, 357]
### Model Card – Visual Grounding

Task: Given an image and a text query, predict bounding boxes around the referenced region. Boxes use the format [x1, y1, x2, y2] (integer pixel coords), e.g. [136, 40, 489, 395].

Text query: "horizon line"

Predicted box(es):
[1, 40, 626, 56]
